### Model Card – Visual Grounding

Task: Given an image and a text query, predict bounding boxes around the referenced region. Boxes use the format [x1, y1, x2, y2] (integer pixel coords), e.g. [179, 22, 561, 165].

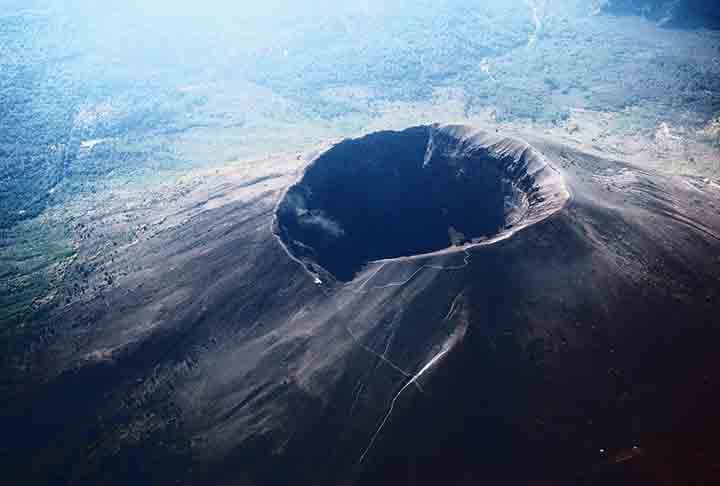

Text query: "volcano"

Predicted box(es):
[4, 124, 720, 486]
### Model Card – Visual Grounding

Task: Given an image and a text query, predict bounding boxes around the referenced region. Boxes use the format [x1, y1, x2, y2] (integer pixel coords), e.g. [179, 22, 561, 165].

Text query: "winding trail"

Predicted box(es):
[349, 381, 366, 418]
[357, 349, 450, 465]
[357, 293, 466, 465]
[338, 248, 472, 391]
[343, 321, 417, 381]
[347, 247, 473, 294]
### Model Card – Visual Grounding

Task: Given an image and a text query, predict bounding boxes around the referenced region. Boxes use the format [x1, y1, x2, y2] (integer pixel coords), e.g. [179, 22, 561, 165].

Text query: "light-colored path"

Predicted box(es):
[357, 293, 466, 465]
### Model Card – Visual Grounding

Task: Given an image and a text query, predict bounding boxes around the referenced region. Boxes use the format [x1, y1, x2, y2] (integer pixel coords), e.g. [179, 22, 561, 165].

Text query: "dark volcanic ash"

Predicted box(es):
[3, 124, 720, 486]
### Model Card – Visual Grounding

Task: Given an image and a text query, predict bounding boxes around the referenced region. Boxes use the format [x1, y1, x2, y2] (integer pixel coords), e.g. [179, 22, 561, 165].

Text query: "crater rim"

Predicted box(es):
[273, 123, 570, 283]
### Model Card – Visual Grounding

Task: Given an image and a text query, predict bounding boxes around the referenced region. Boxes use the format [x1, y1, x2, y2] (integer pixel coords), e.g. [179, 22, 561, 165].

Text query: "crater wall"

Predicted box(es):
[275, 124, 569, 281]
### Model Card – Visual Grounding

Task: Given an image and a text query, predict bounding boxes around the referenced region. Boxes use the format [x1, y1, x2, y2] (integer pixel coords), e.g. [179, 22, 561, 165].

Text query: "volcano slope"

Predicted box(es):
[3, 124, 720, 485]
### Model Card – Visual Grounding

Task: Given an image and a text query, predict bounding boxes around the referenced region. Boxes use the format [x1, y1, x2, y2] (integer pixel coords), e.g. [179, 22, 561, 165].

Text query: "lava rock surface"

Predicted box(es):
[3, 124, 720, 486]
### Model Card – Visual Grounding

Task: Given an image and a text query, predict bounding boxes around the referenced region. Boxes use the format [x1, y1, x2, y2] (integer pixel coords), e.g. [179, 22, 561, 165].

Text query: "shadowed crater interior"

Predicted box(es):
[275, 124, 569, 281]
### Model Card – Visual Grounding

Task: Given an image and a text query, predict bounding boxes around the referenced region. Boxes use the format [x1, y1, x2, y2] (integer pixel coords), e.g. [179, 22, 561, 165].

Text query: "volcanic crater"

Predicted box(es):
[275, 124, 570, 281]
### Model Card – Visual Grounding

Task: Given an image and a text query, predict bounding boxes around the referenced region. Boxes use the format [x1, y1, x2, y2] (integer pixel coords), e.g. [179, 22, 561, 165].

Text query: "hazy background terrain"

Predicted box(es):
[1, 0, 719, 369]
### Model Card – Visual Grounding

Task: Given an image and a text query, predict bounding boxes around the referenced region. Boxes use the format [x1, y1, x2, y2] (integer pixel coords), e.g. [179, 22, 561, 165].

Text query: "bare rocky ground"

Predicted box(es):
[2, 120, 719, 485]
[2, 2, 720, 485]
